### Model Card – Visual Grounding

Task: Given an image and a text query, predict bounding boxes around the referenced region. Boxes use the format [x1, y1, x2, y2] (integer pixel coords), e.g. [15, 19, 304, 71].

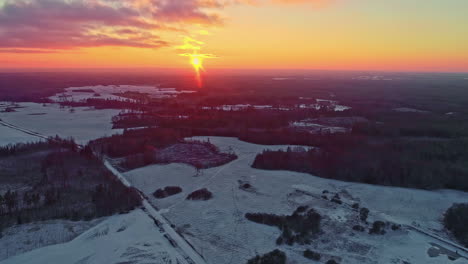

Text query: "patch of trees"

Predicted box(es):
[186, 188, 212, 201]
[252, 138, 468, 191]
[247, 249, 286, 264]
[444, 203, 468, 247]
[91, 128, 237, 170]
[153, 186, 182, 199]
[245, 206, 321, 245]
[149, 141, 237, 170]
[0, 140, 141, 233]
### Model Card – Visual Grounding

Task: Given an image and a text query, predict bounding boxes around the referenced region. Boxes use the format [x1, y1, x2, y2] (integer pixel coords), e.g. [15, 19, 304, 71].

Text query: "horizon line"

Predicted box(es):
[1, 67, 467, 75]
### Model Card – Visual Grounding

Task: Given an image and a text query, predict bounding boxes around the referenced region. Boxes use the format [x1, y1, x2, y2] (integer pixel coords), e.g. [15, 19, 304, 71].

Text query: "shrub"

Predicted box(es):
[303, 249, 321, 261]
[352, 225, 365, 232]
[186, 188, 213, 200]
[444, 203, 468, 247]
[326, 260, 338, 264]
[352, 203, 359, 209]
[360, 208, 369, 222]
[331, 196, 342, 204]
[241, 183, 252, 189]
[369, 221, 386, 235]
[247, 249, 286, 264]
[153, 186, 182, 199]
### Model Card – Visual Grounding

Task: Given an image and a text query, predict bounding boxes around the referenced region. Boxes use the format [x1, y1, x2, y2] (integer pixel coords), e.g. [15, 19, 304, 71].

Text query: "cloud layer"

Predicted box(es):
[0, 0, 329, 52]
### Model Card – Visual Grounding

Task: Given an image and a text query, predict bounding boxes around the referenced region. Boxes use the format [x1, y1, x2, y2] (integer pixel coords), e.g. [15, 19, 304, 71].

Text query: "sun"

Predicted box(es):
[180, 52, 216, 88]
[191, 57, 202, 69]
[188, 54, 204, 88]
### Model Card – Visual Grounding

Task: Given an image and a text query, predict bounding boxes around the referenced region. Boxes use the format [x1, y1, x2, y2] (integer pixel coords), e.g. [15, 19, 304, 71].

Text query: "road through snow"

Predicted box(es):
[104, 160, 207, 264]
[1, 118, 207, 264]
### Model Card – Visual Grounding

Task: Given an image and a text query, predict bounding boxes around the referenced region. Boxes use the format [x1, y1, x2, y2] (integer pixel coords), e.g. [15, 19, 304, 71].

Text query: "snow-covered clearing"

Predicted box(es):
[0, 102, 122, 145]
[124, 136, 468, 264]
[0, 218, 103, 261]
[0, 210, 187, 264]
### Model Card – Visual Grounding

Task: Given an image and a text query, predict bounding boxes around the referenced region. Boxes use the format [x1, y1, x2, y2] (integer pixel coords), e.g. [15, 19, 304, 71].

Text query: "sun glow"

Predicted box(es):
[180, 52, 216, 88]
[190, 54, 204, 88]
[178, 36, 217, 88]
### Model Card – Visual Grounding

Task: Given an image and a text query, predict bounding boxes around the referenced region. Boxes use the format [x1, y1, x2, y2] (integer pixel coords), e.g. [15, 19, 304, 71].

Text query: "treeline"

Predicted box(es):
[0, 140, 141, 234]
[90, 128, 185, 158]
[252, 139, 468, 191]
[59, 98, 142, 110]
[0, 137, 77, 157]
[351, 112, 468, 138]
[112, 110, 295, 130]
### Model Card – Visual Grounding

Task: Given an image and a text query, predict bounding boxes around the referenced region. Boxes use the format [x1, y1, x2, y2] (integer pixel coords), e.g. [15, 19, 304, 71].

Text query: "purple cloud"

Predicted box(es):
[0, 0, 223, 52]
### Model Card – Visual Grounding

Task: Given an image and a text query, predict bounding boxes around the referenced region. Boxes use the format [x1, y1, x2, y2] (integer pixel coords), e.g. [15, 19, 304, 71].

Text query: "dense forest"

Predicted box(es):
[252, 138, 468, 191]
[0, 140, 141, 235]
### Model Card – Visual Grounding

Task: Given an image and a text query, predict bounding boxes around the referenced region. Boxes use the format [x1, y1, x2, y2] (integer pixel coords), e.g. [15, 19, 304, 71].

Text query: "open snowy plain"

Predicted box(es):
[125, 137, 468, 264]
[0, 102, 121, 146]
[0, 210, 185, 264]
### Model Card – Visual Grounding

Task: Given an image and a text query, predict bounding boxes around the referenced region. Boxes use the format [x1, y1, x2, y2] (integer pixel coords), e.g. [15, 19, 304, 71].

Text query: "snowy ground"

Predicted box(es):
[0, 124, 42, 146]
[0, 218, 103, 261]
[393, 107, 429, 113]
[124, 136, 468, 264]
[1, 95, 468, 263]
[290, 121, 348, 134]
[0, 210, 186, 264]
[0, 102, 122, 145]
[49, 85, 196, 103]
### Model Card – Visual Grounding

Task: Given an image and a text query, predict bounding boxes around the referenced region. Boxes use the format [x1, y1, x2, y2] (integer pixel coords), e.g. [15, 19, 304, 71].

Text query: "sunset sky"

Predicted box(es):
[1, 0, 467, 72]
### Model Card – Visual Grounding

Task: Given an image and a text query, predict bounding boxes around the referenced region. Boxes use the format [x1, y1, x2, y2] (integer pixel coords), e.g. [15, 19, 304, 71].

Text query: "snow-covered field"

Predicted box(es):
[0, 218, 103, 261]
[0, 102, 122, 145]
[1, 90, 468, 264]
[0, 85, 199, 146]
[0, 210, 184, 264]
[124, 136, 468, 264]
[49, 85, 196, 103]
